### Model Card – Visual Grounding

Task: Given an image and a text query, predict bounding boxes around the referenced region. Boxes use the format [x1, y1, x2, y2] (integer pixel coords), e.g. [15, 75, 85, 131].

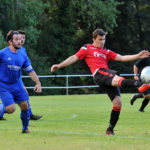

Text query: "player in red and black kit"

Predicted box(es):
[50, 28, 150, 135]
[130, 57, 150, 112]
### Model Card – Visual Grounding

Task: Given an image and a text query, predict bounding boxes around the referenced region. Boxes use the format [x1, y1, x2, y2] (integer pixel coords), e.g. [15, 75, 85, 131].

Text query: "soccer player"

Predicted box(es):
[17, 30, 43, 120]
[0, 30, 43, 120]
[130, 57, 150, 112]
[0, 30, 42, 133]
[51, 28, 150, 135]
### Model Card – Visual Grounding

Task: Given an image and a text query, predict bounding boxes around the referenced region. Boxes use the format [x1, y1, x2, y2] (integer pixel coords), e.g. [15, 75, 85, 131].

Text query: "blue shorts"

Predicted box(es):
[19, 77, 24, 87]
[0, 83, 29, 107]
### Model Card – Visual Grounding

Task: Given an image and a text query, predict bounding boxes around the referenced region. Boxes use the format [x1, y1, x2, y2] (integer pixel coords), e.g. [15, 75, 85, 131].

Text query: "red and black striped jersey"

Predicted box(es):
[75, 44, 117, 75]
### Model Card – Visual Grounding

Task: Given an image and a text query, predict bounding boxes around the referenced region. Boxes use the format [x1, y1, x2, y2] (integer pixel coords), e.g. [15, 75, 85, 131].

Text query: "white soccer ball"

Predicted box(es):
[140, 66, 150, 83]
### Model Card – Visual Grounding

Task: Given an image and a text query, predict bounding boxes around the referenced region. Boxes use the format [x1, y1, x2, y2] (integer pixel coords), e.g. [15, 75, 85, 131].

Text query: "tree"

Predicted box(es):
[37, 0, 121, 75]
[108, 0, 150, 74]
[34, 0, 121, 94]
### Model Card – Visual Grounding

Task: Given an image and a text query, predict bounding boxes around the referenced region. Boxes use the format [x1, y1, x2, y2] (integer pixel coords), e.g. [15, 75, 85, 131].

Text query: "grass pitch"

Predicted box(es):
[0, 94, 150, 150]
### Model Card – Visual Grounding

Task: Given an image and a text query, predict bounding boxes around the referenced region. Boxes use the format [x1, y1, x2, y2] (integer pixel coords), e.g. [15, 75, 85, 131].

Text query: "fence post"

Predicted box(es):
[66, 75, 69, 95]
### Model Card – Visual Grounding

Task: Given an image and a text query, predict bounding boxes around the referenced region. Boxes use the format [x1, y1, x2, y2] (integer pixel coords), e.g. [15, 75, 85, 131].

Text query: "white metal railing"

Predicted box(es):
[22, 74, 135, 95]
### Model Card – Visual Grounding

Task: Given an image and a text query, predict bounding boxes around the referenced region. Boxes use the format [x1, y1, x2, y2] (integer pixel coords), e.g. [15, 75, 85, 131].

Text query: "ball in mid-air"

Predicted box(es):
[140, 66, 150, 83]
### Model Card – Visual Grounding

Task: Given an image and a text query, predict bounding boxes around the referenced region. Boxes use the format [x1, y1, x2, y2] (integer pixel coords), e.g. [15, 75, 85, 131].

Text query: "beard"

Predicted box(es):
[12, 43, 21, 50]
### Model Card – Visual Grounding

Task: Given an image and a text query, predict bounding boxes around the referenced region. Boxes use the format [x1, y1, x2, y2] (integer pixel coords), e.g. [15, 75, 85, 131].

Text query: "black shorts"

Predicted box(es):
[144, 89, 150, 95]
[93, 68, 121, 101]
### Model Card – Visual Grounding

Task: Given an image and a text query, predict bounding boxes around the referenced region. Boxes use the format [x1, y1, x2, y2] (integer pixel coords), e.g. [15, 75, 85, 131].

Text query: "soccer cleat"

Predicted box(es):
[0, 117, 6, 120]
[130, 94, 137, 105]
[22, 129, 31, 133]
[138, 84, 150, 93]
[30, 115, 43, 120]
[138, 109, 144, 113]
[105, 128, 115, 135]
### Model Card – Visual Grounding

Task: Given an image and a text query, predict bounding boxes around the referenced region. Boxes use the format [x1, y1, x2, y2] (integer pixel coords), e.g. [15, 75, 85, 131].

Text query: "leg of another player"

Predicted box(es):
[0, 103, 7, 120]
[18, 101, 30, 133]
[24, 87, 42, 121]
[5, 104, 16, 114]
[138, 98, 149, 112]
[130, 93, 143, 105]
[106, 96, 122, 135]
[27, 99, 43, 120]
[27, 99, 33, 117]
[138, 94, 150, 112]
[0, 92, 16, 117]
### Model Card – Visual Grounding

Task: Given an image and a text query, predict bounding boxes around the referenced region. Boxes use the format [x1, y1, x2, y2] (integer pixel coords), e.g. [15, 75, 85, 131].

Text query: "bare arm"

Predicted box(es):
[115, 50, 150, 62]
[51, 55, 79, 72]
[133, 64, 139, 80]
[29, 71, 42, 93]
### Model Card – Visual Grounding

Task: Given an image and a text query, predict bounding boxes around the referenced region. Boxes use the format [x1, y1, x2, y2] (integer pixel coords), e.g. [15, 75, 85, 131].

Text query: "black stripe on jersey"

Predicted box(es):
[81, 44, 87, 50]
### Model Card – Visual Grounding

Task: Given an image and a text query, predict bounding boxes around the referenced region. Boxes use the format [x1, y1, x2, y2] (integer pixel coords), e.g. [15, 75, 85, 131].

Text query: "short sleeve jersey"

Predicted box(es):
[19, 46, 30, 86]
[21, 46, 27, 55]
[75, 44, 117, 75]
[0, 47, 33, 84]
[135, 56, 150, 75]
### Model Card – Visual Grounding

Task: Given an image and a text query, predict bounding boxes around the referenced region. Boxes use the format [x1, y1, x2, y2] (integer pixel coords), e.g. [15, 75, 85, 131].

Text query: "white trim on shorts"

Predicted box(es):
[93, 69, 99, 77]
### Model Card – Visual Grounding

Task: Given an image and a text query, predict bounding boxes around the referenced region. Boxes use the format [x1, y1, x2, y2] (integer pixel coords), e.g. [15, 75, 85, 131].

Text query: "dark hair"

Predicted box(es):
[92, 28, 107, 39]
[6, 30, 19, 42]
[17, 30, 26, 35]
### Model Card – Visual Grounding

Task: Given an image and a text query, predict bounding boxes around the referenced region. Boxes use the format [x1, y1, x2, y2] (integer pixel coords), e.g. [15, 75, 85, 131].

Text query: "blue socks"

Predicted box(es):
[27, 99, 33, 117]
[21, 109, 30, 131]
[0, 103, 30, 131]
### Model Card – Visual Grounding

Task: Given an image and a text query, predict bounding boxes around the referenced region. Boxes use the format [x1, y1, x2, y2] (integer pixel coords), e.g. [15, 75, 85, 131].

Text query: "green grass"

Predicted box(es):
[0, 94, 150, 150]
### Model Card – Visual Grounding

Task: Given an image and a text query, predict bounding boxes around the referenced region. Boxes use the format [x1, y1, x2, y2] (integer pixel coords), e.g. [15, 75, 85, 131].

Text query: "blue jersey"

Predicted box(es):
[21, 46, 27, 55]
[0, 47, 33, 85]
[19, 46, 29, 86]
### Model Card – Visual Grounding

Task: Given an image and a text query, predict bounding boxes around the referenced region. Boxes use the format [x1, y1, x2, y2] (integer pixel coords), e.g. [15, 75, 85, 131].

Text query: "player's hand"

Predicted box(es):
[138, 50, 150, 58]
[51, 64, 59, 72]
[134, 75, 139, 80]
[34, 83, 42, 93]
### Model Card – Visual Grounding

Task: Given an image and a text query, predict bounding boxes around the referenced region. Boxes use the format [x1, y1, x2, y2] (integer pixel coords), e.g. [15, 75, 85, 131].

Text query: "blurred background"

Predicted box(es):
[0, 0, 150, 95]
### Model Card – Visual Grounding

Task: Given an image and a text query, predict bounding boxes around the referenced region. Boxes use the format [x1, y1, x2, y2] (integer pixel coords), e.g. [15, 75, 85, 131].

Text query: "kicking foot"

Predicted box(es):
[30, 115, 43, 120]
[138, 84, 150, 93]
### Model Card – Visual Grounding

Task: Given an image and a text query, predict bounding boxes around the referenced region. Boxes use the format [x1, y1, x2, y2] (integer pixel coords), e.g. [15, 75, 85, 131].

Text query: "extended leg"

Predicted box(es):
[130, 93, 143, 105]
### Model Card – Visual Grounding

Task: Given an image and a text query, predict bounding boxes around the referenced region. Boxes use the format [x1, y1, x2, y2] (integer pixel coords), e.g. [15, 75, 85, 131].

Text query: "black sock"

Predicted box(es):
[109, 107, 121, 130]
[135, 93, 143, 98]
[120, 79, 143, 88]
[139, 98, 149, 111]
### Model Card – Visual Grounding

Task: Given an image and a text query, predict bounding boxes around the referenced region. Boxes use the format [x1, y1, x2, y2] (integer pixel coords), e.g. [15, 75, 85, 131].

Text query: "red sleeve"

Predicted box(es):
[75, 46, 87, 60]
[108, 50, 117, 60]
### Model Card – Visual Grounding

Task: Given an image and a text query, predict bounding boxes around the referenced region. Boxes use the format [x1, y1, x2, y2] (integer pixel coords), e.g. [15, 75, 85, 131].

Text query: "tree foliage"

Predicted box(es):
[0, 0, 149, 94]
[107, 0, 150, 74]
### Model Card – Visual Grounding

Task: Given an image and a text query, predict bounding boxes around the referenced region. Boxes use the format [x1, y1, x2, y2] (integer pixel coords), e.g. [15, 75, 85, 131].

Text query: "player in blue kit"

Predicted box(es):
[0, 30, 42, 133]
[18, 30, 43, 120]
[0, 30, 43, 120]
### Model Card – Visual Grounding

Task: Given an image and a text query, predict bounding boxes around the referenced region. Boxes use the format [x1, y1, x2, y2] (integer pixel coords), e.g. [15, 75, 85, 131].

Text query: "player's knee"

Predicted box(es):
[20, 103, 28, 111]
[112, 96, 122, 107]
[113, 102, 122, 108]
[6, 107, 16, 114]
[112, 99, 122, 112]
[5, 104, 16, 114]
